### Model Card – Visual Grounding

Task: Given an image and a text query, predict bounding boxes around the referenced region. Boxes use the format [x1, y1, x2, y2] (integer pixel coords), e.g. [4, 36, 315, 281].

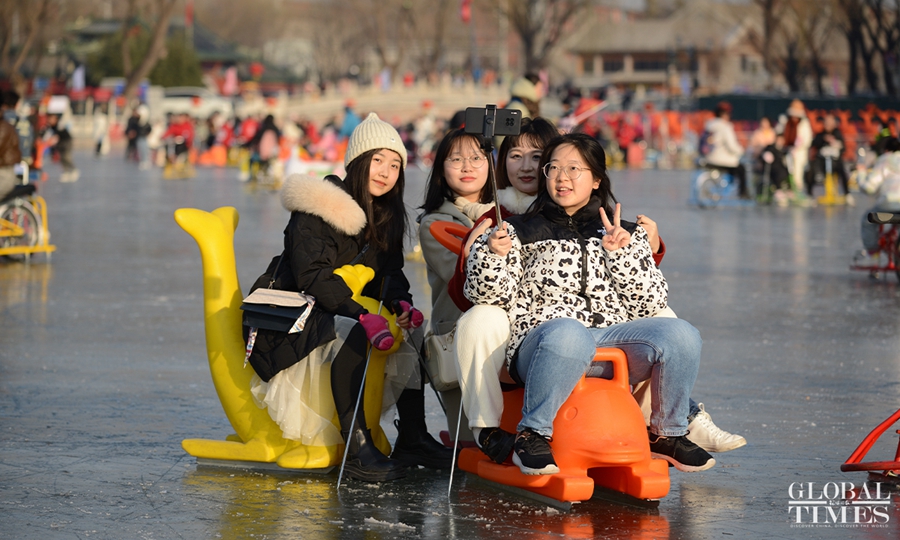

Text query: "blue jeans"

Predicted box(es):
[515, 317, 702, 438]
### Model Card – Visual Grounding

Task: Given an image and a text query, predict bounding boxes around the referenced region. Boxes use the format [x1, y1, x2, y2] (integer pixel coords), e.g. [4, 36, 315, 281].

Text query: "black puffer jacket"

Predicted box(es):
[244, 173, 413, 381]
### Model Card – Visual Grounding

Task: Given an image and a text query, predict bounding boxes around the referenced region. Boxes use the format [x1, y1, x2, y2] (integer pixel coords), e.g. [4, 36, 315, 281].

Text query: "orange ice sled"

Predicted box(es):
[458, 348, 670, 504]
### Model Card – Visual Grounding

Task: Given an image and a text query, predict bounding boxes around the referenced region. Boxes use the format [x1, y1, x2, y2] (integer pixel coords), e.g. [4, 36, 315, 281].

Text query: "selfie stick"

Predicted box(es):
[479, 105, 505, 230]
[337, 276, 390, 488]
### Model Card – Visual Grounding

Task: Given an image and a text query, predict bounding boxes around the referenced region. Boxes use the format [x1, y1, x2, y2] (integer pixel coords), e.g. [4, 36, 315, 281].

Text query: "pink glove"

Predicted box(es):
[396, 300, 424, 329]
[358, 313, 394, 350]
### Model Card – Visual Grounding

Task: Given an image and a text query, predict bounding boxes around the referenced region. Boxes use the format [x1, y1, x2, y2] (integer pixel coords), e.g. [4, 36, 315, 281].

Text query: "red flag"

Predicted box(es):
[460, 0, 472, 23]
[185, 0, 194, 27]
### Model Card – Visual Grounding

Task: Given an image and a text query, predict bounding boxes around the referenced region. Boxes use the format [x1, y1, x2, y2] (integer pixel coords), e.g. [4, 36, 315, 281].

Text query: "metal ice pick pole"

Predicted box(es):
[447, 395, 465, 498]
[337, 276, 390, 488]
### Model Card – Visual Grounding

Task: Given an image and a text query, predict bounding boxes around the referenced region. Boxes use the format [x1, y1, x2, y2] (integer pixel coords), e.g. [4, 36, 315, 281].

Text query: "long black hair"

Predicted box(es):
[420, 129, 494, 214]
[525, 132, 617, 218]
[344, 148, 407, 253]
[495, 117, 560, 190]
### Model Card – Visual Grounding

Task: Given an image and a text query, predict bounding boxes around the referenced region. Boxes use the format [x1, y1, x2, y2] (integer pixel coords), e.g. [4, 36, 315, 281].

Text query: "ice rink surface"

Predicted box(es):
[2, 152, 899, 539]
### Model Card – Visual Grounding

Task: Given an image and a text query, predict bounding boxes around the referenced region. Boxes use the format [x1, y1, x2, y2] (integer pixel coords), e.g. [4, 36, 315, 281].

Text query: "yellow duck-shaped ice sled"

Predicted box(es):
[174, 206, 399, 469]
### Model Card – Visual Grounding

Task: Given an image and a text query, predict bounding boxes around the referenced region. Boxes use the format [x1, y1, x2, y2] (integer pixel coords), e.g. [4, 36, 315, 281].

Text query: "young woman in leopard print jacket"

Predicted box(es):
[464, 133, 715, 475]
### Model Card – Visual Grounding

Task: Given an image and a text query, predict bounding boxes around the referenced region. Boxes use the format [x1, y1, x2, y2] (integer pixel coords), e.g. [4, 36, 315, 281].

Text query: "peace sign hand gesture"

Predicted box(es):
[600, 203, 631, 251]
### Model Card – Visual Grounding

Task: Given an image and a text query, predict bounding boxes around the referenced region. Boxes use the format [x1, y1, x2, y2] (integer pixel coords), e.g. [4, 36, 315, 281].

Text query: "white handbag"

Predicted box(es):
[424, 329, 460, 392]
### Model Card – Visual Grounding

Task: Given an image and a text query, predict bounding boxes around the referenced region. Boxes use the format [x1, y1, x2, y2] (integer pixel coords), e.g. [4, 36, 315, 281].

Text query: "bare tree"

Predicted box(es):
[834, 0, 875, 93]
[748, 0, 791, 88]
[121, 0, 180, 101]
[334, 0, 420, 81]
[306, 1, 367, 84]
[748, 0, 846, 94]
[790, 0, 839, 95]
[0, 0, 54, 95]
[860, 0, 900, 96]
[417, 0, 452, 78]
[491, 0, 591, 72]
[121, 0, 139, 79]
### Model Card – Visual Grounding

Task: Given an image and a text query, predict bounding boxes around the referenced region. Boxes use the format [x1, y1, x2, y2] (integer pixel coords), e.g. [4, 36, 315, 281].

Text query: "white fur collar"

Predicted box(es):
[280, 174, 367, 236]
[497, 188, 537, 215]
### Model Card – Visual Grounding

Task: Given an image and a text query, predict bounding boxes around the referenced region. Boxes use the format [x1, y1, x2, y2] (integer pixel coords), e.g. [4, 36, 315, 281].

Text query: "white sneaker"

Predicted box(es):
[845, 193, 855, 206]
[686, 403, 746, 453]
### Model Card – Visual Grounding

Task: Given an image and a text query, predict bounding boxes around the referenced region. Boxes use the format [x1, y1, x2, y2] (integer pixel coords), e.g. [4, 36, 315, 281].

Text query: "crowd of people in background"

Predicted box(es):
[3, 82, 898, 187]
[5, 76, 900, 482]
[4, 79, 900, 240]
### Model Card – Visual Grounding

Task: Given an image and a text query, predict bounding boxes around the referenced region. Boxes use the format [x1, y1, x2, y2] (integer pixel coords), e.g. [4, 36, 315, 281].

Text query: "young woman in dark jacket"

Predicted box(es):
[244, 113, 452, 482]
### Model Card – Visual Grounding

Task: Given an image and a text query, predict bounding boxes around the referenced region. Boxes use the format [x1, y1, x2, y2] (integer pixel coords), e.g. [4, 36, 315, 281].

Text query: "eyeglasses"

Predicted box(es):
[542, 163, 590, 181]
[445, 155, 488, 169]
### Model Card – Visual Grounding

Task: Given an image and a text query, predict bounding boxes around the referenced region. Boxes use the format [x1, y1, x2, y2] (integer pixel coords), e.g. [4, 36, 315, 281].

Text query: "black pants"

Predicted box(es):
[805, 157, 849, 195]
[330, 324, 425, 436]
[708, 164, 748, 197]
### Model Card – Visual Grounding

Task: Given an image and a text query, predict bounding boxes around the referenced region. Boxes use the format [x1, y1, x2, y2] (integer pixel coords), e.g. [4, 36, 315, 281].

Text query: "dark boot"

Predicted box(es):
[390, 419, 455, 469]
[342, 427, 408, 482]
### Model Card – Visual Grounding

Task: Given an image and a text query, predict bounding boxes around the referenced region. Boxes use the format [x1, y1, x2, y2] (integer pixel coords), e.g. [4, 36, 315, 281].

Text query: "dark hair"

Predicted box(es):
[525, 132, 617, 218]
[496, 117, 559, 190]
[523, 73, 541, 85]
[344, 148, 408, 253]
[1, 90, 18, 108]
[420, 129, 493, 214]
[715, 101, 732, 117]
[885, 137, 900, 154]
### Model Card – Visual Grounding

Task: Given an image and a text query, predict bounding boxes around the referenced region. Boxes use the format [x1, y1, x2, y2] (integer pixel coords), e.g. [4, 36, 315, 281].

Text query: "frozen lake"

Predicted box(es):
[2, 152, 900, 539]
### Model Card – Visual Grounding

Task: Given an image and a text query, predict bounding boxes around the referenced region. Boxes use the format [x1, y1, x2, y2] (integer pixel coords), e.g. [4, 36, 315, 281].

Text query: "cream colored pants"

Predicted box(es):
[454, 305, 511, 429]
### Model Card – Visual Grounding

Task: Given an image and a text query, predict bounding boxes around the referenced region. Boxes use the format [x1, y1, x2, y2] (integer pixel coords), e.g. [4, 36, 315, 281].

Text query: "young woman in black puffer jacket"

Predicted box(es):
[245, 113, 452, 482]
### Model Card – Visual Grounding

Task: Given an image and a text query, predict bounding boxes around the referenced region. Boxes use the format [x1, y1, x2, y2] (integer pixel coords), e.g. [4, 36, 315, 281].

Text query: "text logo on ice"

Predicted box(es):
[788, 482, 891, 528]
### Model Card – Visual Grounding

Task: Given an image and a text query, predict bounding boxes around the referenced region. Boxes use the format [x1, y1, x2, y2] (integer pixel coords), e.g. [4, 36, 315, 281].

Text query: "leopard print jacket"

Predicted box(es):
[463, 197, 668, 366]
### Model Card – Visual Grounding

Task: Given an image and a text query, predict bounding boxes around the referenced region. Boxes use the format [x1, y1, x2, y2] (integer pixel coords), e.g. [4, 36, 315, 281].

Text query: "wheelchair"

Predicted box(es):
[0, 161, 55, 261]
[688, 161, 754, 208]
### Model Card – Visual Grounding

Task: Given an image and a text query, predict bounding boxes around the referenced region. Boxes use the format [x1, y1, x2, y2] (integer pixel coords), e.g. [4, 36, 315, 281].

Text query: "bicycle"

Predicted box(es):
[849, 212, 900, 282]
[0, 161, 56, 261]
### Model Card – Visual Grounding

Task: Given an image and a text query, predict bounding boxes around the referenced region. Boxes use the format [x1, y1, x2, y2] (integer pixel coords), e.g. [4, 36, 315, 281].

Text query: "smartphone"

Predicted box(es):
[464, 106, 522, 138]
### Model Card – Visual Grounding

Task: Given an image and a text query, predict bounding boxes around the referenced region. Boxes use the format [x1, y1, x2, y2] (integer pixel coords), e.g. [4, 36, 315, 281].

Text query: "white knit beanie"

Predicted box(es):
[344, 112, 408, 169]
[510, 77, 539, 103]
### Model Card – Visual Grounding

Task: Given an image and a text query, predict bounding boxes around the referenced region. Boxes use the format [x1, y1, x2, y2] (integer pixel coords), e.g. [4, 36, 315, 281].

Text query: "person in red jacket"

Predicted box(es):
[161, 113, 195, 164]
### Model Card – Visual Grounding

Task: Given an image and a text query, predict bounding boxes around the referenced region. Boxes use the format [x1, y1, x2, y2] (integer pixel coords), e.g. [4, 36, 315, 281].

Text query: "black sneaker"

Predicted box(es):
[512, 429, 559, 475]
[477, 427, 516, 464]
[649, 433, 716, 472]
